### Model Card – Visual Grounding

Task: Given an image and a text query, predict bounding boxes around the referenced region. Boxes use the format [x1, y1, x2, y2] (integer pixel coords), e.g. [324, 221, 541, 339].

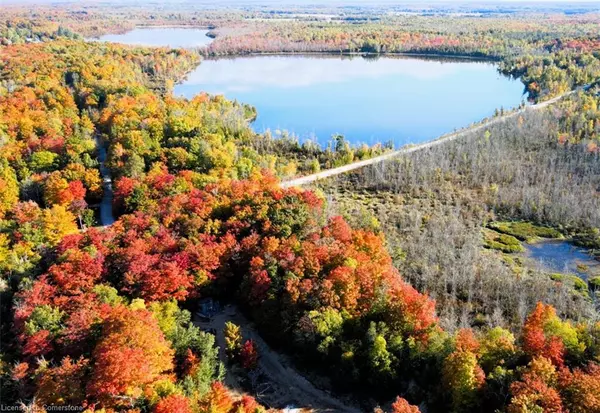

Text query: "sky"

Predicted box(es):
[4, 0, 600, 3]
[4, 0, 599, 10]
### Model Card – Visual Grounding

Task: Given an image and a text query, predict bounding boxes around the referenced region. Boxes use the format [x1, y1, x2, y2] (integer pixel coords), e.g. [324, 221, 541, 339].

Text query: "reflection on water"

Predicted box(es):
[93, 28, 213, 48]
[525, 240, 600, 280]
[174, 55, 526, 147]
[185, 55, 492, 91]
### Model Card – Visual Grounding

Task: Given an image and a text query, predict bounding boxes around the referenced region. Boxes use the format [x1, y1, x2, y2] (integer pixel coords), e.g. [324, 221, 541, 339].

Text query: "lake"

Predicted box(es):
[94, 27, 214, 48]
[174, 55, 526, 147]
[525, 240, 600, 280]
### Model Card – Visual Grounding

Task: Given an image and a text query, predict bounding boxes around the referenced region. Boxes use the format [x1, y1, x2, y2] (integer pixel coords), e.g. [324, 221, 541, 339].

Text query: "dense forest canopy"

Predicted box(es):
[1, 2, 600, 413]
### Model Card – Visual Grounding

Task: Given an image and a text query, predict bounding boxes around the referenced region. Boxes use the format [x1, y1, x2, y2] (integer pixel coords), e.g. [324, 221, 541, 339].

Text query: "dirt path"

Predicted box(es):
[195, 305, 363, 413]
[91, 87, 581, 223]
[281, 88, 580, 189]
[94, 134, 115, 226]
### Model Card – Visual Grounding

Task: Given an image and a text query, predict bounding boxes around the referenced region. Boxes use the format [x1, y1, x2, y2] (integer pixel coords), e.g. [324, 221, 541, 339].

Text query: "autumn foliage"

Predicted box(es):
[86, 305, 174, 405]
[9, 166, 600, 412]
[153, 394, 193, 413]
[521, 302, 581, 367]
[2, 10, 600, 413]
[508, 357, 565, 413]
[240, 340, 259, 370]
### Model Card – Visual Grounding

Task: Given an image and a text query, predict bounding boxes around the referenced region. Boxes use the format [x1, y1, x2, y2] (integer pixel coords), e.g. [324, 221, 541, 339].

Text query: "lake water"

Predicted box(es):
[174, 55, 526, 147]
[94, 27, 214, 48]
[525, 241, 600, 280]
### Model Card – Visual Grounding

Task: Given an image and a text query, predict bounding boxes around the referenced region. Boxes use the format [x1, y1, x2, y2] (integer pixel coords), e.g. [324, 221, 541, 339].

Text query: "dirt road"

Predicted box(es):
[281, 89, 579, 189]
[94, 134, 115, 226]
[195, 305, 362, 413]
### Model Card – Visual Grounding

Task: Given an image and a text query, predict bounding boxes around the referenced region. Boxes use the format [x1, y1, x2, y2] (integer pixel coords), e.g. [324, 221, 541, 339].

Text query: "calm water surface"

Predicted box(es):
[175, 55, 526, 147]
[94, 28, 213, 48]
[525, 241, 600, 280]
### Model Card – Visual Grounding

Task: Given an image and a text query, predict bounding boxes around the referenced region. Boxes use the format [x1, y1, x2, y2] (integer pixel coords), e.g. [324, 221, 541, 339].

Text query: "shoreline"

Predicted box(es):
[280, 86, 578, 188]
[174, 50, 506, 100]
[522, 238, 600, 279]
[135, 24, 213, 30]
[86, 25, 497, 63]
[86, 25, 213, 40]
[202, 50, 499, 62]
[170, 53, 531, 154]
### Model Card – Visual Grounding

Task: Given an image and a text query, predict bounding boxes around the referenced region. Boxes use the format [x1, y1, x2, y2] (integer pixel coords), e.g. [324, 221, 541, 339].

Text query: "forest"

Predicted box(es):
[1, 2, 600, 413]
[2, 4, 600, 102]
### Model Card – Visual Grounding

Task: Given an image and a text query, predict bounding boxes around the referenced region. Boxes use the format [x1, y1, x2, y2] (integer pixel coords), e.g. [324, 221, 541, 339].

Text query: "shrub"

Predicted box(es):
[484, 232, 524, 253]
[588, 276, 600, 290]
[549, 274, 589, 296]
[489, 222, 562, 241]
